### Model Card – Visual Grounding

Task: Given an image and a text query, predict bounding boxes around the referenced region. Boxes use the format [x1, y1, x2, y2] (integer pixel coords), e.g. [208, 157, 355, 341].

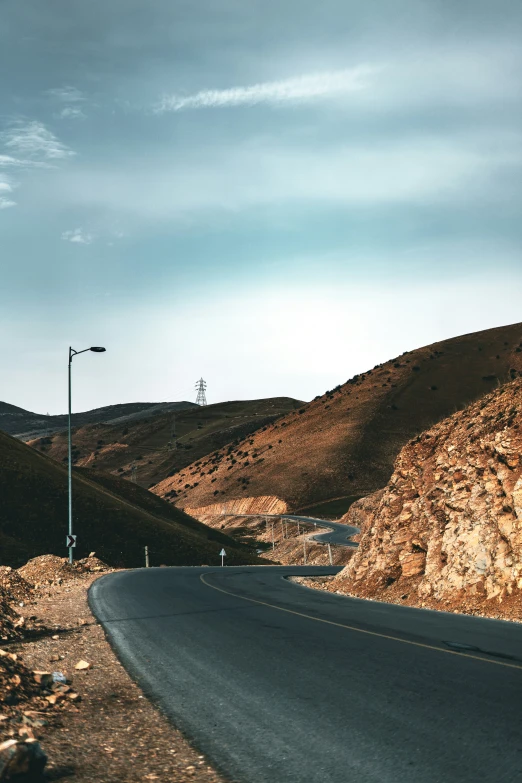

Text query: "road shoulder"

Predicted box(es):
[11, 571, 224, 782]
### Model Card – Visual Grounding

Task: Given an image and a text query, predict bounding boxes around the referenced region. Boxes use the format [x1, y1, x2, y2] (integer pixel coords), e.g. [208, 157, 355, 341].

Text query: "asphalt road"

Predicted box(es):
[90, 565, 522, 783]
[282, 514, 359, 547]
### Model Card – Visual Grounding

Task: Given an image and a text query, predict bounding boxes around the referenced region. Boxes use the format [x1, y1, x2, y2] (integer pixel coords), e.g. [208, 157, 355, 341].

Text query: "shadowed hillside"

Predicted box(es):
[0, 429, 260, 568]
[152, 322, 522, 516]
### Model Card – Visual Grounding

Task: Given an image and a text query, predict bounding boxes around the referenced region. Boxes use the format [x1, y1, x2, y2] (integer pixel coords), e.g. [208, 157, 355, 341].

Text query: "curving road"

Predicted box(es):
[90, 564, 522, 783]
[281, 513, 359, 547]
[235, 511, 359, 549]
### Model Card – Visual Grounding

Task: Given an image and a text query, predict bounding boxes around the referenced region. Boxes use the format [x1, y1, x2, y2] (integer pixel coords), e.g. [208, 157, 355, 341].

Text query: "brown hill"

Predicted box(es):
[327, 377, 522, 619]
[1, 400, 197, 442]
[29, 397, 303, 489]
[152, 322, 522, 516]
[0, 429, 259, 569]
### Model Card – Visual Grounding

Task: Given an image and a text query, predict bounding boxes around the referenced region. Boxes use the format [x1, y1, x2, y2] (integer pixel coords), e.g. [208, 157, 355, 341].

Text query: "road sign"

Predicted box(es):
[66, 534, 77, 548]
[219, 548, 226, 567]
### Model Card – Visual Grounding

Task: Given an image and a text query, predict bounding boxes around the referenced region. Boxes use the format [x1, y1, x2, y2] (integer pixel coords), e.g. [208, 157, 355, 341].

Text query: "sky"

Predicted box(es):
[1, 0, 521, 414]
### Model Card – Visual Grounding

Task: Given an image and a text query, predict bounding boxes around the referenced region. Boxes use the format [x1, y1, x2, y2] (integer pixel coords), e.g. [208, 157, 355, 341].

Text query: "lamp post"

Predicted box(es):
[68, 346, 106, 564]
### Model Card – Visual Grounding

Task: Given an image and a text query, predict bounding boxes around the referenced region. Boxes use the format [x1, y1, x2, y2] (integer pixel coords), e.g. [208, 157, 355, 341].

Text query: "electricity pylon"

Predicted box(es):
[195, 378, 207, 406]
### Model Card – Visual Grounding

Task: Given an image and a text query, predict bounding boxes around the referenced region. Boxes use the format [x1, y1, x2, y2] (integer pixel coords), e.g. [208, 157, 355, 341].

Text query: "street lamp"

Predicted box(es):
[68, 346, 106, 564]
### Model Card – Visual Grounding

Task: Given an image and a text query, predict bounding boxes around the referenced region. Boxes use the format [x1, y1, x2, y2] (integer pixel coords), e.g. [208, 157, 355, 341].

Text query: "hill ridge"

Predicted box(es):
[152, 321, 522, 515]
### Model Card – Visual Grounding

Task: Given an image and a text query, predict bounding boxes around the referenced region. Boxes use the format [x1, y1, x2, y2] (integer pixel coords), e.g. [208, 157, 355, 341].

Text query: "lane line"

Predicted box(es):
[200, 573, 522, 672]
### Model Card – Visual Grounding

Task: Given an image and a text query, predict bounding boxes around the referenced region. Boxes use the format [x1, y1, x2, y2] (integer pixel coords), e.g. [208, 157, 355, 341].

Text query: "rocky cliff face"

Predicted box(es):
[333, 378, 522, 618]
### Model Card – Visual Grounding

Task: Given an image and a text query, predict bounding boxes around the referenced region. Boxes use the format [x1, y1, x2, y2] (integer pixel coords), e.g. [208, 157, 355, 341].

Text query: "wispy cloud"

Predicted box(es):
[58, 107, 86, 120]
[156, 66, 376, 112]
[47, 86, 85, 103]
[0, 182, 16, 209]
[2, 121, 75, 160]
[0, 153, 52, 169]
[61, 228, 93, 245]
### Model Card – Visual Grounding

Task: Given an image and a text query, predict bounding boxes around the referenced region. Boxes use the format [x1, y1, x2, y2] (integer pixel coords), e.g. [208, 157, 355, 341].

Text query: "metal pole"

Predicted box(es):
[271, 521, 275, 550]
[327, 543, 333, 565]
[281, 519, 285, 539]
[68, 348, 73, 565]
[303, 536, 307, 565]
[297, 520, 300, 535]
[145, 546, 149, 567]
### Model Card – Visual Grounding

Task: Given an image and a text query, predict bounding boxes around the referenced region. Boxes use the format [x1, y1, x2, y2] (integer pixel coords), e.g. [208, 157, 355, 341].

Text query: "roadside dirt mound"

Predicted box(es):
[18, 555, 109, 587]
[0, 648, 44, 710]
[330, 377, 522, 620]
[156, 322, 522, 515]
[0, 567, 34, 605]
[0, 592, 26, 643]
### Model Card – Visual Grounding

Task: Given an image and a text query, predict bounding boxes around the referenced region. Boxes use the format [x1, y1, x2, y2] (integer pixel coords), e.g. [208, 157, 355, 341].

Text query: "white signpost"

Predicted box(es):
[219, 548, 226, 567]
[66, 534, 77, 548]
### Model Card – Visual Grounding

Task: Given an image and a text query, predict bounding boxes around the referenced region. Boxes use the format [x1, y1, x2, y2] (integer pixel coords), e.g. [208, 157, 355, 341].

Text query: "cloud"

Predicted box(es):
[58, 130, 521, 223]
[58, 107, 86, 120]
[2, 121, 75, 160]
[0, 182, 16, 209]
[46, 86, 85, 103]
[61, 228, 93, 244]
[156, 66, 377, 112]
[0, 153, 52, 169]
[0, 178, 16, 209]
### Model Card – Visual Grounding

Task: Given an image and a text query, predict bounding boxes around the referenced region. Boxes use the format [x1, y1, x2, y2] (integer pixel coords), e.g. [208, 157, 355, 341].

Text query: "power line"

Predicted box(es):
[195, 378, 207, 406]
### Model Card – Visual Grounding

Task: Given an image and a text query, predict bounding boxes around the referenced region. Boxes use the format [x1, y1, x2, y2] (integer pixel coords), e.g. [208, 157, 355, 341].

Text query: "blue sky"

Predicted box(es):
[1, 0, 521, 413]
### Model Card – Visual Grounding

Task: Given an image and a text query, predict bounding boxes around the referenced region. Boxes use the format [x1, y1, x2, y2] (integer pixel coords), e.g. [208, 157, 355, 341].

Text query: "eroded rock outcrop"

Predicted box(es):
[333, 378, 522, 616]
[185, 495, 288, 524]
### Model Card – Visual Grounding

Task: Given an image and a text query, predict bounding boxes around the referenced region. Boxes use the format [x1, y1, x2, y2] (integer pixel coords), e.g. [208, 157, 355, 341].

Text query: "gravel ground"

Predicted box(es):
[10, 573, 226, 783]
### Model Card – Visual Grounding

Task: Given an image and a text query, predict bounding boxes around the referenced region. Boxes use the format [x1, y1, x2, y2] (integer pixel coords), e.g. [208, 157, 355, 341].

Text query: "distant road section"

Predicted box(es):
[282, 513, 359, 547]
[91, 566, 522, 783]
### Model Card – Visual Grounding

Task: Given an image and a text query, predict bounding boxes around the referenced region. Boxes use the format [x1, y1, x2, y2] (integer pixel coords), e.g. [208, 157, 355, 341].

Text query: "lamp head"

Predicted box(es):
[90, 347, 106, 353]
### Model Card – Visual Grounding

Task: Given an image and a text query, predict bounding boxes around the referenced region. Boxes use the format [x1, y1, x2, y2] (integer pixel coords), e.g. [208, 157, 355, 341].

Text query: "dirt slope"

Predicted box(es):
[0, 430, 259, 569]
[29, 397, 303, 489]
[153, 322, 522, 514]
[329, 377, 522, 619]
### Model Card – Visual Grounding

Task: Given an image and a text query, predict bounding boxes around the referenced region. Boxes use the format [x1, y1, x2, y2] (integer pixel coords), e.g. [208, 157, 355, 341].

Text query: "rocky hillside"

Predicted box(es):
[330, 377, 522, 619]
[154, 322, 522, 516]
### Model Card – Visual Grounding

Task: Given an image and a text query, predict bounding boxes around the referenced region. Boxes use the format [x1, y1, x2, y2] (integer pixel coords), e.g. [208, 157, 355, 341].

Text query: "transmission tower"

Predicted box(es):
[195, 378, 207, 406]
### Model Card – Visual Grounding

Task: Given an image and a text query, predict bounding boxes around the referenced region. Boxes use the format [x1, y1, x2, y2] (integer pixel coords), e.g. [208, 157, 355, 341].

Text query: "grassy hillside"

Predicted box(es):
[153, 322, 522, 514]
[0, 429, 260, 568]
[29, 397, 303, 489]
